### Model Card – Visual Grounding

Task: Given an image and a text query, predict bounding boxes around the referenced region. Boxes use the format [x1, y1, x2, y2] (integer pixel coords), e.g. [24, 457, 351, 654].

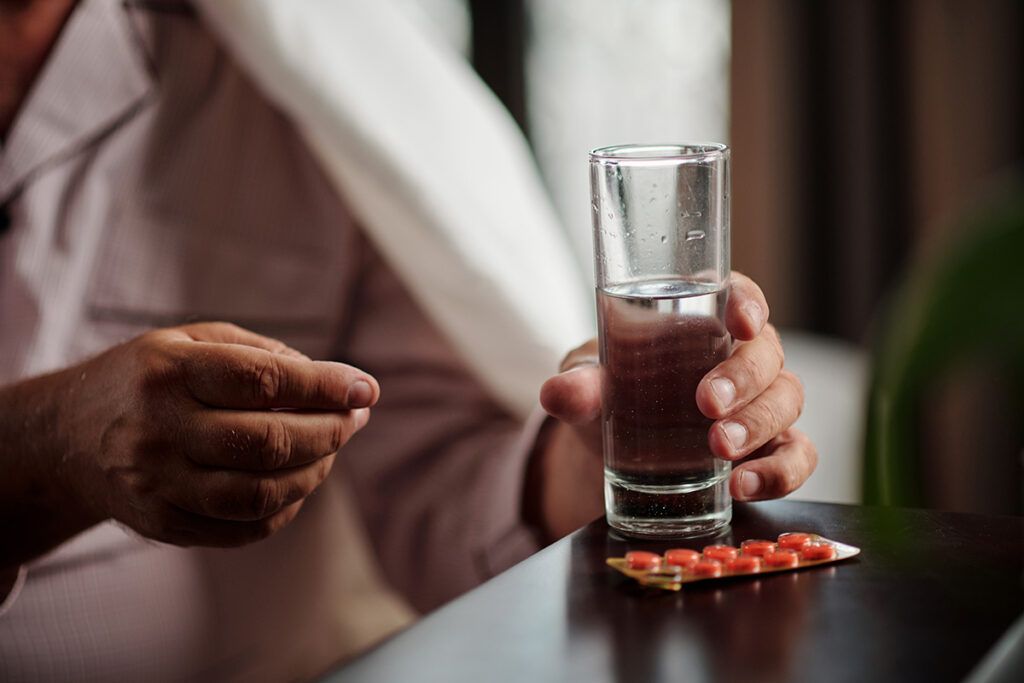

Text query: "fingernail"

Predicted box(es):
[353, 407, 371, 429]
[562, 359, 599, 374]
[739, 470, 763, 499]
[347, 380, 374, 408]
[722, 421, 748, 451]
[710, 377, 736, 410]
[743, 301, 765, 330]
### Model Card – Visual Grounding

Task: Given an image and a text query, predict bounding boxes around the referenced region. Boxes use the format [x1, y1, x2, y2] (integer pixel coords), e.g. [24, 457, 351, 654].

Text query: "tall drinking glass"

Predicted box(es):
[590, 143, 731, 538]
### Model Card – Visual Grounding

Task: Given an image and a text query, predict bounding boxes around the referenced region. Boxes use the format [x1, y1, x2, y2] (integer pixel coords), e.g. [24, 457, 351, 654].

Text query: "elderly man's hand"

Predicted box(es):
[535, 273, 816, 540]
[53, 322, 376, 547]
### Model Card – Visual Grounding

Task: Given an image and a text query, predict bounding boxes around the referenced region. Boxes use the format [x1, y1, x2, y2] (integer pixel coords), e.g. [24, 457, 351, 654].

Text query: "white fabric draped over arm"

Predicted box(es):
[195, 0, 592, 417]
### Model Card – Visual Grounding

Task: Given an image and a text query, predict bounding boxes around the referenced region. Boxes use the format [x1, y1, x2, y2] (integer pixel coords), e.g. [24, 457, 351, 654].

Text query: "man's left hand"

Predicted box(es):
[534, 272, 817, 540]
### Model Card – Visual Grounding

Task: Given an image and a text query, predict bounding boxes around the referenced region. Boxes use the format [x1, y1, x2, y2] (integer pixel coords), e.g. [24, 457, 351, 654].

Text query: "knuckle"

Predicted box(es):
[327, 418, 350, 453]
[801, 434, 819, 472]
[251, 354, 284, 405]
[772, 462, 802, 496]
[775, 371, 805, 421]
[314, 453, 335, 486]
[732, 354, 764, 392]
[785, 371, 806, 412]
[133, 337, 179, 389]
[559, 340, 599, 373]
[752, 400, 783, 442]
[782, 466, 801, 494]
[252, 509, 292, 541]
[259, 418, 292, 470]
[250, 477, 284, 520]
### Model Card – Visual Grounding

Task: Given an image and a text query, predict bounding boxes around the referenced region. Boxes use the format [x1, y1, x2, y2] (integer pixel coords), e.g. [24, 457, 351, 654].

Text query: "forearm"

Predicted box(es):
[0, 369, 99, 571]
[527, 419, 605, 543]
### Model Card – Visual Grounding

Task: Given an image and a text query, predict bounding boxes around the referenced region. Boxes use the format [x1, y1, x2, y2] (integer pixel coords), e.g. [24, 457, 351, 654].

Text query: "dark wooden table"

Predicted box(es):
[328, 501, 1024, 683]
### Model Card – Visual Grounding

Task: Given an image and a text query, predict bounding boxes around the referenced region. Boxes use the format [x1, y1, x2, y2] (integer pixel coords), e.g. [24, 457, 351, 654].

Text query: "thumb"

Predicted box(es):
[542, 339, 600, 424]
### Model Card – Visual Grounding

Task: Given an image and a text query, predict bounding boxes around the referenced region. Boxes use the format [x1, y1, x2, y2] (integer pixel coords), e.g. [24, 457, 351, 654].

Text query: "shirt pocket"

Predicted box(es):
[84, 210, 350, 359]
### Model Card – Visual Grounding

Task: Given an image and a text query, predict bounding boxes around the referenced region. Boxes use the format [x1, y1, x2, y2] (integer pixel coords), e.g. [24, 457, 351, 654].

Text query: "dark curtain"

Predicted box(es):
[732, 0, 1024, 341]
[732, 0, 1024, 514]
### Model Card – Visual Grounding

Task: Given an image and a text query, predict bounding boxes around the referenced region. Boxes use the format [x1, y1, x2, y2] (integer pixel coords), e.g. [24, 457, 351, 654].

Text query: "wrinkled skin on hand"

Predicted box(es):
[58, 322, 378, 547]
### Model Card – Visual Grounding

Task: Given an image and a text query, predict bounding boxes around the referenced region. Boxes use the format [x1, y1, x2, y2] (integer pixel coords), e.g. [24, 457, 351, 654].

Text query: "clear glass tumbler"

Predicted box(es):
[590, 143, 731, 538]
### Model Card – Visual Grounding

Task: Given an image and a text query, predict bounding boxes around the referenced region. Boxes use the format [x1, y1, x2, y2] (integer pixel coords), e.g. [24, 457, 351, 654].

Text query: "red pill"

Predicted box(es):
[777, 532, 812, 551]
[726, 556, 762, 574]
[625, 551, 662, 571]
[703, 545, 739, 562]
[665, 549, 700, 568]
[800, 542, 837, 561]
[692, 560, 723, 577]
[740, 540, 776, 557]
[764, 549, 800, 568]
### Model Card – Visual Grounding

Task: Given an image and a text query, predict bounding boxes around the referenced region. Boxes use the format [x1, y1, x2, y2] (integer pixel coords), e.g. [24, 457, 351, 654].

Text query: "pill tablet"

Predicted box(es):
[740, 540, 775, 557]
[665, 549, 700, 568]
[726, 556, 762, 574]
[692, 560, 723, 577]
[625, 551, 662, 570]
[703, 545, 739, 562]
[764, 549, 800, 568]
[800, 542, 837, 561]
[777, 532, 812, 551]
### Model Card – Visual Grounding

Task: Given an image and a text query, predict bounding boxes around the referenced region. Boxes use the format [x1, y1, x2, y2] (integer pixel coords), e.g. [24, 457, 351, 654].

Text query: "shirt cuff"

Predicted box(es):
[0, 565, 27, 618]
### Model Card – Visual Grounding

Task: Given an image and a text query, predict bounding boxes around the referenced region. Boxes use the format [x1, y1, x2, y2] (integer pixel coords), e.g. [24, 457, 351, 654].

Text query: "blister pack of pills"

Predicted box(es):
[607, 532, 860, 591]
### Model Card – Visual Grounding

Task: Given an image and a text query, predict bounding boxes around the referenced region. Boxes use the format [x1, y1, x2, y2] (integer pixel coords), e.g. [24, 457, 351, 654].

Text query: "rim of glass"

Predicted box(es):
[589, 143, 728, 163]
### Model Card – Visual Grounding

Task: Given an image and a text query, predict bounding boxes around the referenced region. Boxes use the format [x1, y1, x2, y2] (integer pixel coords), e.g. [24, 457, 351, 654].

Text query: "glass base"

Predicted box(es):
[605, 469, 732, 539]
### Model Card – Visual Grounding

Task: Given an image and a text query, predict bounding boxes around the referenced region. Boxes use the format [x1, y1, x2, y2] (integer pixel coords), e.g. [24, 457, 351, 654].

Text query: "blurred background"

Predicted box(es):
[395, 0, 1024, 515]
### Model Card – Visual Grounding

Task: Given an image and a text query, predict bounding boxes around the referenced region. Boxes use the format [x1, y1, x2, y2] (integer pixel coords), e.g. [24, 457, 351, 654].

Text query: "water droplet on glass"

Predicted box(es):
[660, 235, 667, 244]
[607, 212, 614, 219]
[686, 230, 706, 241]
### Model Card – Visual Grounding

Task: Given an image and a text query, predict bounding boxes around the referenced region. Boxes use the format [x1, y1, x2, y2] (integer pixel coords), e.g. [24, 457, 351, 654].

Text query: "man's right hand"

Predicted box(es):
[45, 322, 376, 549]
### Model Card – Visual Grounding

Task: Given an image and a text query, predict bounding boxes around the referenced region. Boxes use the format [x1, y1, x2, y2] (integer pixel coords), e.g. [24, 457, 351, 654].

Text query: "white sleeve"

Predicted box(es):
[194, 0, 593, 418]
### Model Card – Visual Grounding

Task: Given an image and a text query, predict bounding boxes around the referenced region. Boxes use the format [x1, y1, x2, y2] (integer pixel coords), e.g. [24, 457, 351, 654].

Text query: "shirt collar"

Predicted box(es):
[0, 0, 154, 204]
